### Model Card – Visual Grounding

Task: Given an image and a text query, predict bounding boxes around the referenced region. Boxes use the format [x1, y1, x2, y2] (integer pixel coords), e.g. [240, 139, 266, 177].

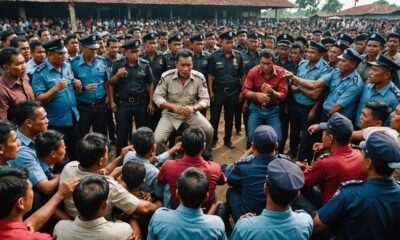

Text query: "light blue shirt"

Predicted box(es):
[355, 81, 400, 127]
[230, 208, 313, 240]
[70, 55, 110, 103]
[293, 58, 329, 106]
[147, 205, 227, 240]
[322, 68, 364, 118]
[32, 60, 80, 126]
[8, 129, 47, 185]
[26, 58, 40, 76]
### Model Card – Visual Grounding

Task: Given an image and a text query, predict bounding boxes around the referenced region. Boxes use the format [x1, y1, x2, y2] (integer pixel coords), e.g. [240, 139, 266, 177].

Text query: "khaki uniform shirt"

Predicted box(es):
[60, 161, 140, 219]
[153, 69, 210, 129]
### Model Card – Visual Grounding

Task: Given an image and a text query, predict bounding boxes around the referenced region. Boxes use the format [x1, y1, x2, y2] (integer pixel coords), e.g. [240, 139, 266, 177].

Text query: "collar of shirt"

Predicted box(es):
[0, 220, 29, 231]
[74, 216, 108, 228]
[260, 208, 293, 220]
[308, 57, 326, 70]
[132, 152, 151, 165]
[105, 53, 122, 62]
[340, 69, 358, 81]
[181, 154, 204, 164]
[45, 59, 67, 72]
[38, 158, 53, 178]
[172, 70, 195, 83]
[369, 81, 392, 96]
[16, 128, 34, 148]
[176, 204, 203, 216]
[276, 56, 292, 64]
[258, 65, 278, 77]
[330, 144, 353, 156]
[0, 74, 28, 89]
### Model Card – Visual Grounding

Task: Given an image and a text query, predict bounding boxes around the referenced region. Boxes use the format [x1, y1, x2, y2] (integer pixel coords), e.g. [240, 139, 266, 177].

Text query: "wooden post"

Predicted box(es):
[68, 2, 77, 32]
[274, 8, 278, 20]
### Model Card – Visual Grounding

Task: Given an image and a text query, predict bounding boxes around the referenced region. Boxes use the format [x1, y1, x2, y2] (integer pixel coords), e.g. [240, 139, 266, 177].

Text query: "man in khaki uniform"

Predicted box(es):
[153, 49, 213, 156]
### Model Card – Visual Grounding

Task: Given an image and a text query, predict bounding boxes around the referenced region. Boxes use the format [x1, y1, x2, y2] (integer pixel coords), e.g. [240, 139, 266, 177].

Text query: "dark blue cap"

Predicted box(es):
[205, 32, 215, 38]
[354, 33, 369, 41]
[158, 31, 168, 36]
[219, 31, 236, 40]
[267, 158, 305, 191]
[79, 34, 99, 49]
[313, 29, 322, 34]
[361, 131, 400, 169]
[295, 35, 307, 44]
[253, 125, 277, 153]
[333, 40, 349, 51]
[319, 112, 354, 143]
[277, 34, 294, 44]
[338, 48, 362, 63]
[387, 32, 400, 40]
[321, 37, 336, 46]
[189, 34, 204, 42]
[237, 29, 248, 35]
[323, 30, 333, 37]
[309, 40, 327, 53]
[122, 39, 141, 50]
[369, 54, 400, 72]
[143, 32, 158, 42]
[368, 32, 386, 46]
[43, 38, 67, 53]
[168, 33, 182, 43]
[183, 32, 191, 37]
[337, 33, 354, 45]
[247, 32, 260, 40]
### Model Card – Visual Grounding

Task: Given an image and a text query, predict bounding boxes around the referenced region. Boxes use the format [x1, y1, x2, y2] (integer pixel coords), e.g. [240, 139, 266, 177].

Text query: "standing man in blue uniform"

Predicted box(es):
[288, 41, 329, 162]
[32, 38, 81, 161]
[164, 33, 183, 71]
[70, 34, 110, 136]
[108, 39, 155, 155]
[208, 31, 245, 149]
[314, 131, 400, 240]
[357, 33, 386, 82]
[355, 54, 400, 128]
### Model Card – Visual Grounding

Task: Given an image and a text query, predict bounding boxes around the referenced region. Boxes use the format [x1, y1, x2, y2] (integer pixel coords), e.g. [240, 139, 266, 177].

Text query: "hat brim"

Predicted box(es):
[84, 44, 100, 50]
[319, 122, 328, 130]
[388, 162, 400, 169]
[358, 141, 367, 149]
[54, 47, 68, 53]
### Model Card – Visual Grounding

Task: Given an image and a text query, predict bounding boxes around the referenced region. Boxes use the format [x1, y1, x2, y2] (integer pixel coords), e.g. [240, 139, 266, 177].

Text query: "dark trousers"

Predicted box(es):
[116, 101, 147, 155]
[106, 108, 116, 141]
[235, 100, 249, 134]
[148, 105, 162, 131]
[77, 101, 108, 137]
[226, 188, 245, 222]
[292, 186, 322, 218]
[210, 90, 239, 143]
[49, 122, 80, 161]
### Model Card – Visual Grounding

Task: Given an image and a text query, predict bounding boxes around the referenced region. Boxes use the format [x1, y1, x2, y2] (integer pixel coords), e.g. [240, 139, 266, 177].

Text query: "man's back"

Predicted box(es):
[147, 206, 226, 240]
[230, 209, 313, 240]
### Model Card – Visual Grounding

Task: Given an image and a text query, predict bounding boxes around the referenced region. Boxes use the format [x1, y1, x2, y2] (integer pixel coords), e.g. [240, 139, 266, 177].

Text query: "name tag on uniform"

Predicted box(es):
[216, 62, 223, 68]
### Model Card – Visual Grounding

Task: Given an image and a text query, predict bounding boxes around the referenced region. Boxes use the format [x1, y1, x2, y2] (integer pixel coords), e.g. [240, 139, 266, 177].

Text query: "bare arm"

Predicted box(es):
[134, 199, 162, 215]
[313, 214, 327, 234]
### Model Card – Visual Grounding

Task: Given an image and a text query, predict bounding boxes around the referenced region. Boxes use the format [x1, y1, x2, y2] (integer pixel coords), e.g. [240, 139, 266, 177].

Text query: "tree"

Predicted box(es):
[374, 0, 389, 5]
[321, 0, 343, 13]
[295, 0, 322, 14]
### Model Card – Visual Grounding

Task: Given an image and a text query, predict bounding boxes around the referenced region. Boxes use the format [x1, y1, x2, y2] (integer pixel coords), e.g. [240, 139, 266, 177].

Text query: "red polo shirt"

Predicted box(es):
[0, 220, 52, 240]
[158, 155, 226, 210]
[241, 65, 288, 103]
[303, 145, 367, 204]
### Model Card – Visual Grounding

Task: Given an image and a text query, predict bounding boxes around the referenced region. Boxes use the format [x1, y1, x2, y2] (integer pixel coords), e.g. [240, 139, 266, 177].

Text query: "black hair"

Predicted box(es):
[371, 160, 394, 176]
[175, 49, 194, 62]
[73, 175, 109, 219]
[15, 100, 43, 127]
[29, 40, 43, 52]
[35, 130, 64, 159]
[65, 34, 78, 44]
[176, 167, 209, 208]
[122, 161, 146, 190]
[365, 101, 391, 124]
[266, 178, 298, 206]
[38, 28, 49, 38]
[10, 37, 28, 49]
[326, 129, 350, 146]
[0, 120, 17, 145]
[259, 49, 276, 61]
[0, 166, 29, 219]
[0, 47, 21, 69]
[26, 34, 38, 42]
[76, 133, 108, 168]
[1, 31, 15, 42]
[131, 127, 154, 156]
[181, 127, 205, 157]
[292, 43, 305, 53]
[106, 37, 118, 47]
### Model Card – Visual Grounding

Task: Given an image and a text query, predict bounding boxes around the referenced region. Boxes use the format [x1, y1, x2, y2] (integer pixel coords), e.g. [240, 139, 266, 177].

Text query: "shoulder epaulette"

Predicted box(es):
[138, 58, 149, 64]
[161, 69, 176, 78]
[339, 180, 364, 188]
[34, 63, 46, 73]
[235, 155, 254, 165]
[389, 83, 400, 102]
[318, 153, 331, 159]
[69, 56, 79, 62]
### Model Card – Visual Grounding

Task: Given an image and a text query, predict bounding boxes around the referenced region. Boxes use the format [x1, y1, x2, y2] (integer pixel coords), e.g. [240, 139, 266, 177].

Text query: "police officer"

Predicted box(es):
[336, 33, 354, 46]
[208, 31, 245, 149]
[357, 33, 386, 82]
[203, 32, 219, 54]
[156, 31, 169, 54]
[182, 32, 191, 49]
[141, 32, 167, 130]
[108, 39, 155, 155]
[153, 49, 213, 155]
[354, 33, 369, 55]
[355, 54, 400, 128]
[235, 29, 248, 52]
[225, 125, 279, 221]
[314, 131, 400, 240]
[288, 48, 364, 120]
[326, 40, 349, 71]
[385, 32, 400, 88]
[321, 37, 337, 62]
[288, 41, 329, 162]
[312, 30, 323, 43]
[70, 34, 110, 136]
[164, 33, 183, 71]
[231, 158, 312, 240]
[32, 38, 81, 161]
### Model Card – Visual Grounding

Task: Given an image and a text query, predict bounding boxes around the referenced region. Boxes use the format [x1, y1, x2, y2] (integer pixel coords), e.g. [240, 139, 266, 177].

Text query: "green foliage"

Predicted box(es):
[321, 0, 343, 13]
[295, 0, 322, 14]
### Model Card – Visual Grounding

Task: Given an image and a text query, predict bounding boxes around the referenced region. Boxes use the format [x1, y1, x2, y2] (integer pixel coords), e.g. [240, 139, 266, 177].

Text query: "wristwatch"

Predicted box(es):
[193, 105, 198, 112]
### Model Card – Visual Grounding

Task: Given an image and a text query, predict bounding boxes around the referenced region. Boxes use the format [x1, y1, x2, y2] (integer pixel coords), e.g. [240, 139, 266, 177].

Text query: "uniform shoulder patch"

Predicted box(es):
[396, 181, 400, 186]
[352, 75, 359, 84]
[160, 69, 175, 78]
[390, 84, 400, 102]
[235, 155, 254, 165]
[339, 180, 364, 188]
[34, 63, 46, 73]
[202, 51, 211, 57]
[139, 58, 149, 64]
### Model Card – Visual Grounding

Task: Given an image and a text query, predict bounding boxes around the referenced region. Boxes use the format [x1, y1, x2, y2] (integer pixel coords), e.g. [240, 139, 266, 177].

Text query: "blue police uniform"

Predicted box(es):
[322, 68, 364, 118]
[70, 55, 110, 136]
[147, 205, 227, 240]
[355, 82, 400, 127]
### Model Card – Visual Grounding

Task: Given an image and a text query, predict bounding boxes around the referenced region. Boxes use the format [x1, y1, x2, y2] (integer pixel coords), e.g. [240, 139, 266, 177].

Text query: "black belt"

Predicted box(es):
[253, 102, 277, 109]
[117, 95, 146, 103]
[79, 98, 105, 108]
[215, 87, 240, 93]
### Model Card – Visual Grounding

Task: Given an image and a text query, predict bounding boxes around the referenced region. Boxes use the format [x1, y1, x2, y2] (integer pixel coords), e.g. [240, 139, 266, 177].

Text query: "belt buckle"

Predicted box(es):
[261, 103, 267, 109]
[223, 87, 230, 93]
[91, 101, 98, 108]
[128, 97, 136, 103]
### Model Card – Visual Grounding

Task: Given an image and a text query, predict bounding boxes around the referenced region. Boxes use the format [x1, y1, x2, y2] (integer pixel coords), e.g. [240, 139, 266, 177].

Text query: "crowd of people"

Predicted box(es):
[0, 13, 400, 240]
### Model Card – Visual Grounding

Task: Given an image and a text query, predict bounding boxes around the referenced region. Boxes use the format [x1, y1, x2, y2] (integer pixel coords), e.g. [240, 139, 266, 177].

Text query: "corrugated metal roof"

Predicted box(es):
[334, 3, 400, 16]
[7, 0, 296, 8]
